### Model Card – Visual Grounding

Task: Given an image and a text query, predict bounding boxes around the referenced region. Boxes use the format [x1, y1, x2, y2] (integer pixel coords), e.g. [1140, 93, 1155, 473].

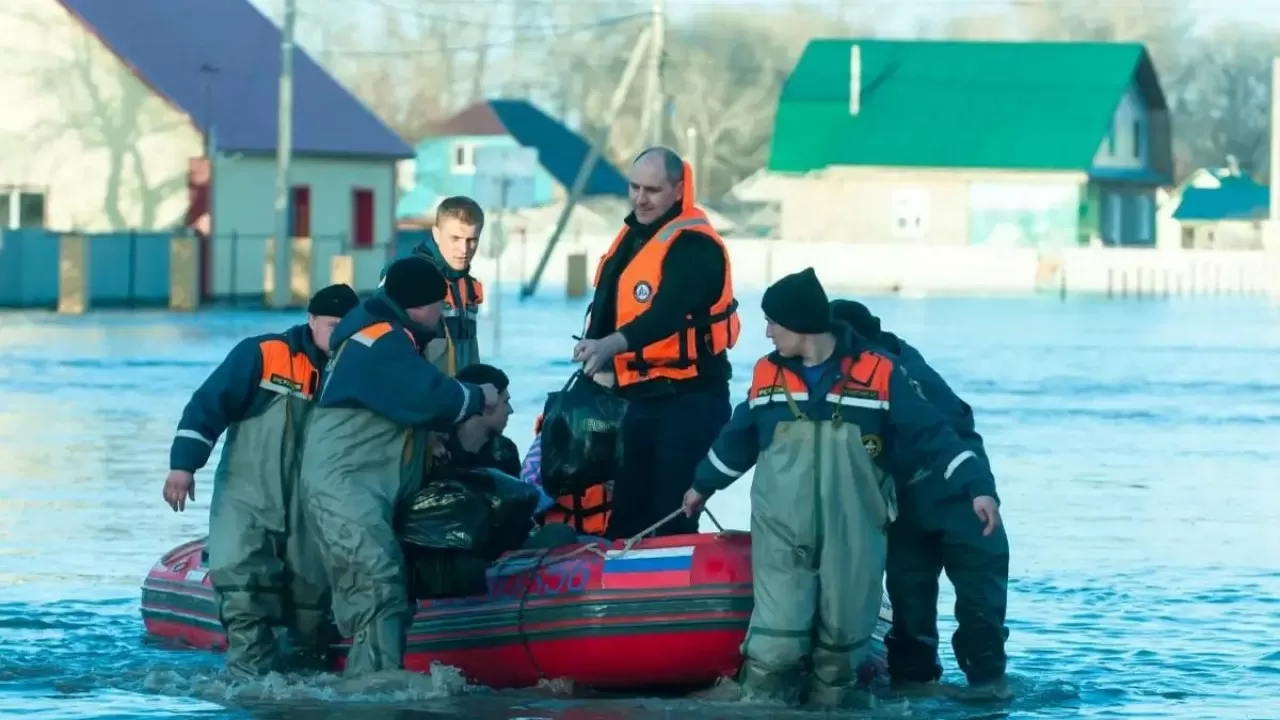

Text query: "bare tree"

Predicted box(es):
[0, 4, 189, 230]
[301, 0, 501, 142]
[662, 12, 791, 200]
[1173, 24, 1280, 180]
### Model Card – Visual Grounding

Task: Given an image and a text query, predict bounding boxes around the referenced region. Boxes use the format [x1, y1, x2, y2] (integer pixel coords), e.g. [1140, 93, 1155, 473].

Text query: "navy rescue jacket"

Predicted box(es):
[873, 331, 985, 458]
[692, 329, 996, 500]
[169, 323, 324, 473]
[316, 293, 485, 428]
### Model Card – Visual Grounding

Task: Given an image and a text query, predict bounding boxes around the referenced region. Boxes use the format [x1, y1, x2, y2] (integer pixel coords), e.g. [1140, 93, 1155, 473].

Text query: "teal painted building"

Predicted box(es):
[397, 100, 628, 221]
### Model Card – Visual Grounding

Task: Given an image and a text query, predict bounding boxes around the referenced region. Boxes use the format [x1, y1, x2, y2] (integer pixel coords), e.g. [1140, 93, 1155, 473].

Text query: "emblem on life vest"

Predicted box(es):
[862, 434, 882, 459]
[633, 281, 653, 302]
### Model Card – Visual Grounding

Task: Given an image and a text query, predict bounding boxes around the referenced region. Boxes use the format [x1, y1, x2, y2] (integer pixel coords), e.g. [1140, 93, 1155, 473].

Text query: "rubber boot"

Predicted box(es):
[738, 657, 805, 706]
[343, 608, 408, 676]
[222, 615, 278, 679]
[284, 606, 334, 672]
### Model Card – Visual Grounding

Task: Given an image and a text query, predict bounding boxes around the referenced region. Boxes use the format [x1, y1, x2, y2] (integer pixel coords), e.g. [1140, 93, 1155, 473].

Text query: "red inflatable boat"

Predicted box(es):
[141, 532, 892, 689]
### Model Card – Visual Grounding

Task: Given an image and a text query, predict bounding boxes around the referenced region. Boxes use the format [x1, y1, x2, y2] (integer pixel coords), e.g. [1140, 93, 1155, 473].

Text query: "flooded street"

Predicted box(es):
[2, 292, 1278, 719]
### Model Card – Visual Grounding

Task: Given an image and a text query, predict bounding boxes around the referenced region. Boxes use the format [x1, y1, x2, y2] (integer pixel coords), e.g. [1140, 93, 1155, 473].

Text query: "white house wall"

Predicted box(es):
[0, 0, 201, 231]
[209, 154, 395, 297]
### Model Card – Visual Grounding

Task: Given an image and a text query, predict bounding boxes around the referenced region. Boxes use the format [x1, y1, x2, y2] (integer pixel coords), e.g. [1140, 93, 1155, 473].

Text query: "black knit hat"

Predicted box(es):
[307, 283, 359, 318]
[762, 267, 830, 334]
[830, 299, 882, 339]
[382, 256, 447, 309]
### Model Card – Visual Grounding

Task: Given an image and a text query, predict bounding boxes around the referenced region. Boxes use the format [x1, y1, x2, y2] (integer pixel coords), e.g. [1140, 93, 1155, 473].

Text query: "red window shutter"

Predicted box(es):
[290, 185, 311, 238]
[352, 188, 374, 248]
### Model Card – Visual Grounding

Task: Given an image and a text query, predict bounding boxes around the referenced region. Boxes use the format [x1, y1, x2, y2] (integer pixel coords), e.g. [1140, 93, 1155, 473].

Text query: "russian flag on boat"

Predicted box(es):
[601, 546, 694, 589]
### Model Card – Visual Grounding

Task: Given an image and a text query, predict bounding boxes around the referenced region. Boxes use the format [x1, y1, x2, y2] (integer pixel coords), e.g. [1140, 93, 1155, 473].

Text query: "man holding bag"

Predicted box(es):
[571, 147, 740, 539]
[681, 269, 998, 708]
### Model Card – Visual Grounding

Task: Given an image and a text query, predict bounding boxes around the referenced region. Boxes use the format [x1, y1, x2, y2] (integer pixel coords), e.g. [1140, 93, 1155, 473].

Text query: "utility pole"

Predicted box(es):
[1267, 57, 1280, 302]
[647, 0, 665, 147]
[270, 0, 296, 309]
[520, 28, 653, 299]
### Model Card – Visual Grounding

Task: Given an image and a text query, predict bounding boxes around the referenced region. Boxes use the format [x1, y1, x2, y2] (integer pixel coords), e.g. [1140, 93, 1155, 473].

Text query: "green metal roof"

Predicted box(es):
[769, 39, 1163, 174]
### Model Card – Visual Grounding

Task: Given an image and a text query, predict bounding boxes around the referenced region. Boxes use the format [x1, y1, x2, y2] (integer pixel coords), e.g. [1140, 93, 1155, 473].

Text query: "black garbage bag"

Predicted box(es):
[466, 467, 540, 559]
[540, 371, 629, 497]
[398, 467, 540, 559]
[398, 477, 491, 552]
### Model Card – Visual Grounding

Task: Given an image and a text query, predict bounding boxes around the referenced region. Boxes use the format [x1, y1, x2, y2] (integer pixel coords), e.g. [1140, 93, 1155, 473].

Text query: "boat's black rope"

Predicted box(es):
[514, 546, 553, 682]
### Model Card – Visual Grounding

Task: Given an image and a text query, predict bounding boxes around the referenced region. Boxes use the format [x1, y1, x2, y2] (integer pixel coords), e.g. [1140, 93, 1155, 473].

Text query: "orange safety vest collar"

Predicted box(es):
[748, 352, 893, 418]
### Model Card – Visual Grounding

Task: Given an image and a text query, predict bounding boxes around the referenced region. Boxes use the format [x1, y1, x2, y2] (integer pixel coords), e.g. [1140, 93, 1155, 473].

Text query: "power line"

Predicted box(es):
[315, 14, 647, 57]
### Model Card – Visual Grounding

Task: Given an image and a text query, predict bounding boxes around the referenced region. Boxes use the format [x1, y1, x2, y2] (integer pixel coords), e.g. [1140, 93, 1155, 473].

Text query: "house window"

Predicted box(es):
[1180, 225, 1194, 249]
[18, 192, 44, 227]
[352, 188, 374, 249]
[0, 189, 46, 229]
[1132, 121, 1141, 158]
[451, 142, 476, 174]
[890, 188, 929, 239]
[289, 185, 311, 238]
[1105, 192, 1122, 244]
[1135, 194, 1153, 243]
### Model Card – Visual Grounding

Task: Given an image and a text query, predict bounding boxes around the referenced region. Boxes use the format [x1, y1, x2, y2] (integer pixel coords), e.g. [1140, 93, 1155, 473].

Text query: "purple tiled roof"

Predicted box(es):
[56, 0, 413, 159]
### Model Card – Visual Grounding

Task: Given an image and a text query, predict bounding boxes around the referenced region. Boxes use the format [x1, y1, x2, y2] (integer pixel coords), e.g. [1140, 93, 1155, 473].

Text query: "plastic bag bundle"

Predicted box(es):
[399, 478, 490, 552]
[399, 467, 540, 559]
[466, 467, 540, 559]
[539, 372, 629, 497]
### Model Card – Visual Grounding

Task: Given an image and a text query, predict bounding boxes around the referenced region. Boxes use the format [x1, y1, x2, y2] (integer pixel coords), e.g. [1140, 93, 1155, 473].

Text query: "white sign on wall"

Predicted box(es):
[473, 146, 539, 211]
[890, 188, 930, 239]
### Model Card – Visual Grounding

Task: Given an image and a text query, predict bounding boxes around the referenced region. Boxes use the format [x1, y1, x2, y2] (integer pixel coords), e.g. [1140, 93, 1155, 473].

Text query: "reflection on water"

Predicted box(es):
[1, 295, 1279, 719]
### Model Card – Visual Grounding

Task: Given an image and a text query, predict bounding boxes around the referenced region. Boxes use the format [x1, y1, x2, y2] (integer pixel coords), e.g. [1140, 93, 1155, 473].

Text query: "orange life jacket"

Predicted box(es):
[592, 161, 740, 387]
[444, 276, 484, 320]
[748, 352, 893, 418]
[532, 412, 612, 534]
[543, 483, 612, 535]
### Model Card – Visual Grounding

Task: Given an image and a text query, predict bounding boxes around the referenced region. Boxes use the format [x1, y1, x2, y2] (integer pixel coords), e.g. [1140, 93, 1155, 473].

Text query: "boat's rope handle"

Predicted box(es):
[537, 505, 715, 565]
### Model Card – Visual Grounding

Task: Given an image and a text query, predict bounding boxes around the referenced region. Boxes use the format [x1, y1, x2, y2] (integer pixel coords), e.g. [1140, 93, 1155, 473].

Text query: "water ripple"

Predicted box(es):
[0, 296, 1277, 719]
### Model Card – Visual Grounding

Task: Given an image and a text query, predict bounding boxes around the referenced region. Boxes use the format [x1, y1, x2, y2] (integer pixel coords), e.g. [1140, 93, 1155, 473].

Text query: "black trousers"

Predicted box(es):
[884, 500, 1010, 684]
[605, 387, 730, 540]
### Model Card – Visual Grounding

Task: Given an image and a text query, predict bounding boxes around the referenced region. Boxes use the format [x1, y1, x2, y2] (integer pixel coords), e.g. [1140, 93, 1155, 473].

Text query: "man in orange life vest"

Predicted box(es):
[682, 269, 1000, 707]
[571, 146, 740, 539]
[161, 283, 359, 679]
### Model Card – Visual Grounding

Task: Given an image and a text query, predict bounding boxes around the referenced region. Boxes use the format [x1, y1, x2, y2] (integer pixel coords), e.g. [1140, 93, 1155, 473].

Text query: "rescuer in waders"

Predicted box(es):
[830, 299, 1010, 698]
[681, 268, 997, 708]
[385, 195, 486, 376]
[572, 146, 740, 540]
[298, 256, 499, 677]
[161, 283, 359, 679]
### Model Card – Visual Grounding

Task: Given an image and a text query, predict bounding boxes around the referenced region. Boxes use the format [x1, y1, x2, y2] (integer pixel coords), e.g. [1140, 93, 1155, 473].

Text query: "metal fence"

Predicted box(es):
[0, 229, 174, 309]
